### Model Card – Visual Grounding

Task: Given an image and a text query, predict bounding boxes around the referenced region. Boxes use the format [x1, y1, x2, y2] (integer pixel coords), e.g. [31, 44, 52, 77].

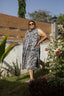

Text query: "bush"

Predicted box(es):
[3, 59, 21, 77]
[29, 74, 64, 96]
[47, 24, 64, 78]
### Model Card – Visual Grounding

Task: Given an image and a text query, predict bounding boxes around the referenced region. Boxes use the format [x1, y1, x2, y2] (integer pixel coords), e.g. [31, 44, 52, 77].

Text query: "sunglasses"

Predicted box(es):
[29, 23, 34, 26]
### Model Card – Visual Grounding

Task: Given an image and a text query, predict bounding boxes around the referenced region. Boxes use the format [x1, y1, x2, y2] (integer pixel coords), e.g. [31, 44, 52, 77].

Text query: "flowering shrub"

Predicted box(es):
[47, 24, 64, 77]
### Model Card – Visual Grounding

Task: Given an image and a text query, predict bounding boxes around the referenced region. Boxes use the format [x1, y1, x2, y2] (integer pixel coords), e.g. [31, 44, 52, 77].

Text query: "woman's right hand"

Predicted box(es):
[36, 43, 40, 48]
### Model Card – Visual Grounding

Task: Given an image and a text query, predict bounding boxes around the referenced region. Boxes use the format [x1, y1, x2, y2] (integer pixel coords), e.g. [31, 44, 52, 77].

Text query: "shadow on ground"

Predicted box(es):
[0, 79, 31, 96]
[0, 68, 49, 96]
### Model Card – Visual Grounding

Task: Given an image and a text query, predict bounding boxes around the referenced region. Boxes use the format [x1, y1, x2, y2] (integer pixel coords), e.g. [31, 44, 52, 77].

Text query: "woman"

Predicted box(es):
[22, 20, 47, 82]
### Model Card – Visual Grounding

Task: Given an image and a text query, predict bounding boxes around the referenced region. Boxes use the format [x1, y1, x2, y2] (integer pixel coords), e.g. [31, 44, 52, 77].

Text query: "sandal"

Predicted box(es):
[25, 80, 31, 83]
[25, 79, 34, 83]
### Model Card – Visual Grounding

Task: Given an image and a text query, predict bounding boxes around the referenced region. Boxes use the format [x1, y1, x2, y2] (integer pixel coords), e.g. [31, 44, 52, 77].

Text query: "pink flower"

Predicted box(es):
[45, 48, 48, 51]
[56, 50, 60, 54]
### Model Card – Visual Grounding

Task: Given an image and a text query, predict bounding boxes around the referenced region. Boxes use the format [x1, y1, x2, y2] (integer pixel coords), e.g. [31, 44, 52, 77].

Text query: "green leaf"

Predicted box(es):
[3, 43, 19, 60]
[0, 34, 19, 63]
[0, 34, 8, 59]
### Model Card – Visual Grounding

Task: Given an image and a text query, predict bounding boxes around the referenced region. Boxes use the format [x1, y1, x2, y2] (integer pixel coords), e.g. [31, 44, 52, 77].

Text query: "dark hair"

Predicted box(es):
[28, 20, 36, 30]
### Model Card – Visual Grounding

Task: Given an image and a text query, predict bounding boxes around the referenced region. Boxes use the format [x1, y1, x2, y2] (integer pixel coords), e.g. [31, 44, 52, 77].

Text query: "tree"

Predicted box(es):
[57, 13, 64, 24]
[18, 0, 26, 18]
[28, 10, 52, 23]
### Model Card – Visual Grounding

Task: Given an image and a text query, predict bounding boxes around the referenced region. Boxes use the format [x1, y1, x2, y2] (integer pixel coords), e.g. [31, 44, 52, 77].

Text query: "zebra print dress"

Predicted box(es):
[22, 28, 41, 70]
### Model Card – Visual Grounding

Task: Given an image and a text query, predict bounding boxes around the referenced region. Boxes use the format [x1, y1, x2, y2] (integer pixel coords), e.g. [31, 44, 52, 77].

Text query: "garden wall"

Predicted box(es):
[0, 41, 50, 77]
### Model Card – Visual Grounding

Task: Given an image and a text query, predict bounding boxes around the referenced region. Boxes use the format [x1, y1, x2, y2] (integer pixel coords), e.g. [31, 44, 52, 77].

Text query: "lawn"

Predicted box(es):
[0, 68, 48, 96]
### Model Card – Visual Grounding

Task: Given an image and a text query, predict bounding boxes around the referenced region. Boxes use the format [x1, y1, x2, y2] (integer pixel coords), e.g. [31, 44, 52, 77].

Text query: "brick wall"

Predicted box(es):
[0, 13, 51, 42]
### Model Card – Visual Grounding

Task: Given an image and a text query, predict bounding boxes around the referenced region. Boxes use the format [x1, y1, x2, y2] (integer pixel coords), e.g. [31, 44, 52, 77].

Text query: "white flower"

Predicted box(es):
[58, 24, 63, 29]
[49, 70, 52, 73]
[58, 46, 62, 49]
[54, 48, 59, 52]
[50, 33, 52, 37]
[50, 59, 53, 62]
[58, 40, 61, 43]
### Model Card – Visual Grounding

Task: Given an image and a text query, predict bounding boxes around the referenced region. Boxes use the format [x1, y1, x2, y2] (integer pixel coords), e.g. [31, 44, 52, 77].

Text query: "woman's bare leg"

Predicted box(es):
[29, 70, 34, 81]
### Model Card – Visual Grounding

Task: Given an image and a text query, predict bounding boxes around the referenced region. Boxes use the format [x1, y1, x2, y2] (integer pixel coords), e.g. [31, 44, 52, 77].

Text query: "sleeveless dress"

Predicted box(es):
[22, 28, 41, 70]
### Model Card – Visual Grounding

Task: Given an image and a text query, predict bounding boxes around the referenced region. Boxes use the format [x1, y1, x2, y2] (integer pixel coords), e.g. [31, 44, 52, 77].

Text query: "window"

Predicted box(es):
[20, 29, 27, 32]
[9, 35, 17, 38]
[0, 26, 6, 29]
[21, 36, 24, 38]
[46, 32, 50, 35]
[46, 38, 50, 40]
[9, 27, 18, 31]
[0, 34, 6, 37]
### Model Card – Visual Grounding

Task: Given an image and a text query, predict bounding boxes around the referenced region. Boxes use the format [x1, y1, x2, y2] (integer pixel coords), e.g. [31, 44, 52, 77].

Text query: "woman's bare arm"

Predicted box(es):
[37, 29, 47, 46]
